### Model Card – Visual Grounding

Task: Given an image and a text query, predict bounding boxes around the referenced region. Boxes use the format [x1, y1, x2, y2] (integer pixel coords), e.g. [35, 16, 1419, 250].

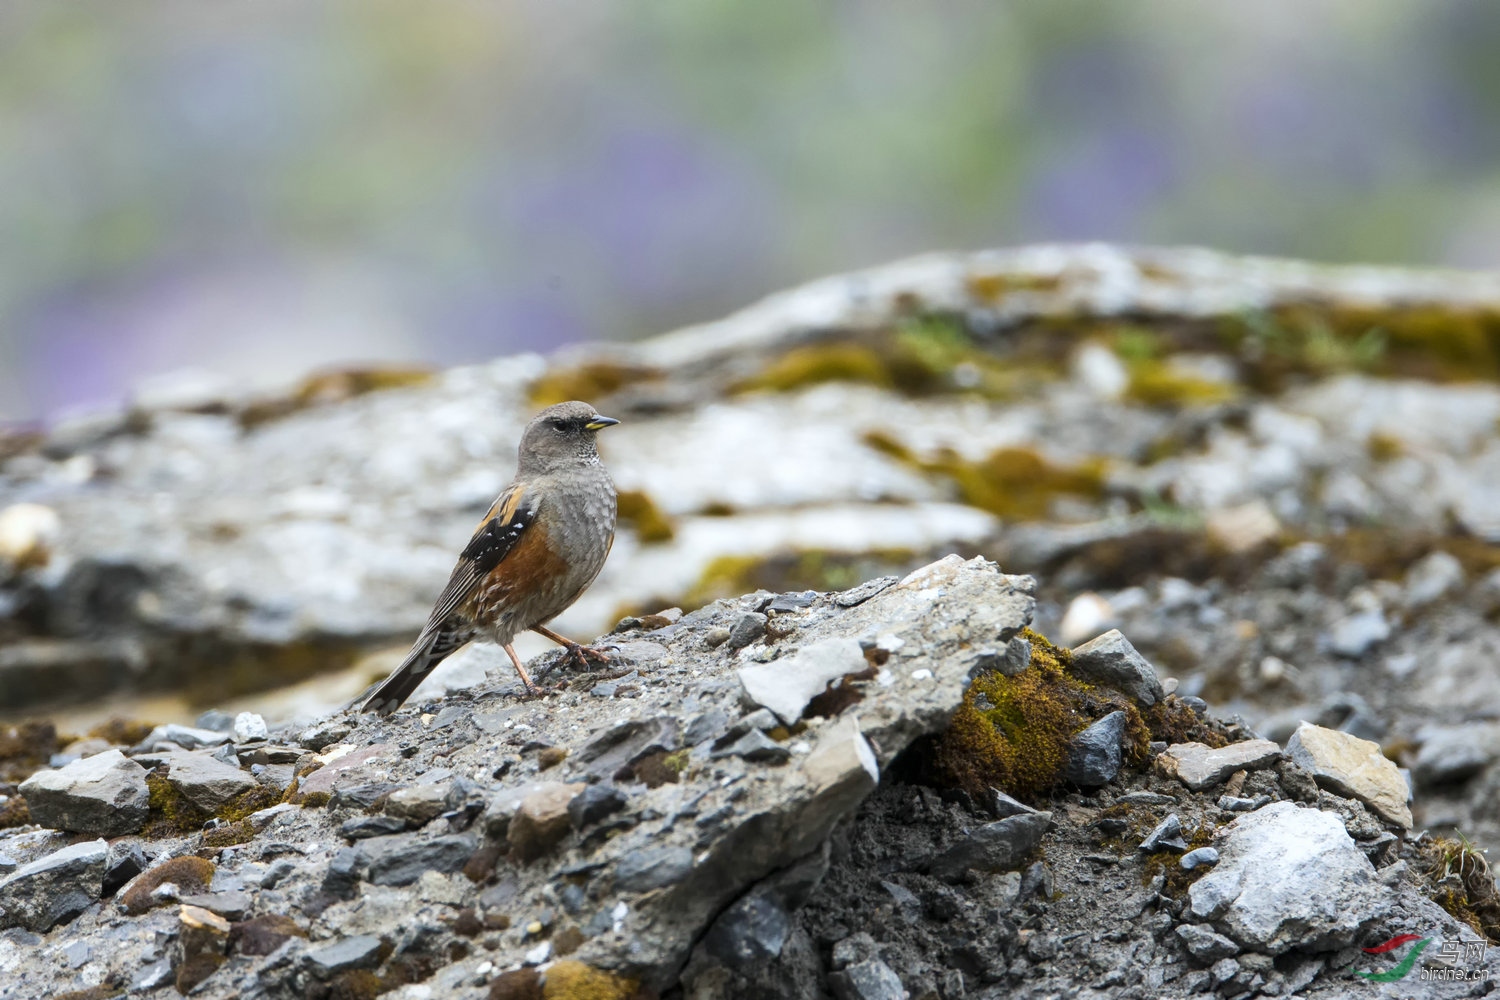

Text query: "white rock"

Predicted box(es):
[1403, 550, 1465, 608]
[1058, 592, 1115, 647]
[0, 503, 60, 572]
[232, 712, 269, 743]
[737, 637, 867, 725]
[1188, 802, 1389, 953]
[1285, 723, 1412, 828]
[1073, 342, 1129, 399]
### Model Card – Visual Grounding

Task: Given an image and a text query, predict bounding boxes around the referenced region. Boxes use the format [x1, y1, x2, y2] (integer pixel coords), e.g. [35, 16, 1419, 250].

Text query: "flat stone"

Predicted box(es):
[737, 636, 867, 725]
[341, 815, 409, 840]
[615, 846, 693, 893]
[1285, 723, 1412, 828]
[18, 749, 149, 835]
[1156, 740, 1282, 792]
[710, 729, 791, 764]
[703, 893, 792, 969]
[0, 839, 108, 931]
[294, 744, 396, 801]
[925, 811, 1051, 882]
[384, 784, 449, 825]
[359, 833, 478, 887]
[568, 785, 627, 830]
[1140, 813, 1188, 853]
[1188, 802, 1388, 953]
[1174, 923, 1239, 962]
[1069, 630, 1164, 706]
[1065, 711, 1127, 788]
[575, 718, 679, 781]
[177, 889, 252, 921]
[131, 723, 231, 753]
[507, 783, 586, 861]
[829, 957, 907, 1000]
[305, 934, 383, 977]
[176, 903, 231, 992]
[156, 750, 258, 812]
[1180, 847, 1220, 871]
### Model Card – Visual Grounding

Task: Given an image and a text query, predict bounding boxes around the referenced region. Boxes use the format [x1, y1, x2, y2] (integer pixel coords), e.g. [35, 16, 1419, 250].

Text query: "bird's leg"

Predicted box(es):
[531, 624, 612, 669]
[503, 643, 544, 695]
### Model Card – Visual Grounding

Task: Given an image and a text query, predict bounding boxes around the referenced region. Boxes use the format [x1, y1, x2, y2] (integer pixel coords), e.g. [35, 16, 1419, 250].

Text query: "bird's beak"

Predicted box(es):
[585, 415, 620, 431]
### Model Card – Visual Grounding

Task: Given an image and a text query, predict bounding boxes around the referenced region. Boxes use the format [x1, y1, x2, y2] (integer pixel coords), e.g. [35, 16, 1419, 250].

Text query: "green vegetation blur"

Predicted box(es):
[2, 1, 1499, 419]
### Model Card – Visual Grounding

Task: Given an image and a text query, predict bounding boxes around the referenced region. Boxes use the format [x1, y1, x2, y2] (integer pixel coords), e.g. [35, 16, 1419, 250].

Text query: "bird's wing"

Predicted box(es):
[424, 482, 539, 629]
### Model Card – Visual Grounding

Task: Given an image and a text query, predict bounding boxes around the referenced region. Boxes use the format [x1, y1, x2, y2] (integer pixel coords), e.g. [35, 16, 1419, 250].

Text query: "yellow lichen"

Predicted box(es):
[616, 490, 675, 544]
[541, 960, 640, 1000]
[528, 361, 661, 409]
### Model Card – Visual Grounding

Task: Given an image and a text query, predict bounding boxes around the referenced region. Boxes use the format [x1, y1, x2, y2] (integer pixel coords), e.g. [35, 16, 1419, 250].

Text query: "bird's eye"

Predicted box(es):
[548, 418, 568, 431]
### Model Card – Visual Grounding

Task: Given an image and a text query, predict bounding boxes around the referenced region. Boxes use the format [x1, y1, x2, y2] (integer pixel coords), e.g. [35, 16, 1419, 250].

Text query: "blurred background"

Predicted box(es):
[4, 0, 1500, 422]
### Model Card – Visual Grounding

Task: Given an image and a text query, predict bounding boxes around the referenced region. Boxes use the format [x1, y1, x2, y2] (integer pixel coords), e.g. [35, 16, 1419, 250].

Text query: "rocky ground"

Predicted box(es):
[0, 555, 1493, 999]
[7, 243, 1500, 995]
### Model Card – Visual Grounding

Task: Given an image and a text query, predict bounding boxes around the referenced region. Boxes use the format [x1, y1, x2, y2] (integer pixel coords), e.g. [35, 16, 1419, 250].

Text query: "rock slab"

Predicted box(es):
[1157, 740, 1282, 791]
[1286, 723, 1412, 828]
[1188, 801, 1389, 953]
[18, 749, 149, 836]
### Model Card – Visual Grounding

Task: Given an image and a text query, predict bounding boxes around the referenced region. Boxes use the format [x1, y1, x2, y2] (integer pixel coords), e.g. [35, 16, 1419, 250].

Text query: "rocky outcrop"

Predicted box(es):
[0, 558, 1491, 999]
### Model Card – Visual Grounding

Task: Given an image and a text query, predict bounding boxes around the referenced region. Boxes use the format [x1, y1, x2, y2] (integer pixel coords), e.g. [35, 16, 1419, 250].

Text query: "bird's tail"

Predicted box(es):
[359, 625, 474, 716]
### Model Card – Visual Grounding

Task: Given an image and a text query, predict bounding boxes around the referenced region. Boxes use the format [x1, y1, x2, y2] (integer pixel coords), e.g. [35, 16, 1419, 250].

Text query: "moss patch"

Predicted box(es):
[240, 366, 435, 428]
[684, 549, 917, 607]
[529, 361, 662, 409]
[119, 855, 215, 915]
[865, 430, 1106, 521]
[1420, 835, 1500, 942]
[541, 960, 642, 1000]
[616, 490, 675, 544]
[86, 717, 157, 747]
[934, 629, 1150, 802]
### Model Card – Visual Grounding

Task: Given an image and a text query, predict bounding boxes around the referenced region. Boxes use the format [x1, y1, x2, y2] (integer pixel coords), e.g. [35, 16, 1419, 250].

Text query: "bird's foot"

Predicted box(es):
[560, 642, 612, 670]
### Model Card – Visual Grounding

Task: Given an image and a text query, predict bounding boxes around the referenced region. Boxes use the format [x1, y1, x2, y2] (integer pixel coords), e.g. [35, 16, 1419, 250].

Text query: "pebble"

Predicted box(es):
[1139, 813, 1189, 853]
[737, 636, 866, 724]
[1179, 847, 1220, 870]
[725, 612, 768, 650]
[1174, 922, 1238, 962]
[232, 712, 269, 743]
[1064, 711, 1127, 788]
[1155, 740, 1283, 791]
[1326, 610, 1390, 658]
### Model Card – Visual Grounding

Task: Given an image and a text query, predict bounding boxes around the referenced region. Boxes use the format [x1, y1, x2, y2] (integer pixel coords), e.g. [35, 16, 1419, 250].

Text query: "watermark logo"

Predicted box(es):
[1357, 933, 1490, 983]
[1357, 934, 1430, 983]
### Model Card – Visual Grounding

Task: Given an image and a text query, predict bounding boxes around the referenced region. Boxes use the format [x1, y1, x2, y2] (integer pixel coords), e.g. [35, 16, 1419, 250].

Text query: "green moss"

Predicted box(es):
[529, 360, 661, 408]
[1141, 823, 1217, 898]
[541, 960, 641, 1000]
[1125, 363, 1239, 407]
[738, 342, 894, 393]
[616, 489, 675, 544]
[864, 430, 1107, 521]
[217, 784, 282, 823]
[201, 819, 256, 850]
[146, 772, 212, 833]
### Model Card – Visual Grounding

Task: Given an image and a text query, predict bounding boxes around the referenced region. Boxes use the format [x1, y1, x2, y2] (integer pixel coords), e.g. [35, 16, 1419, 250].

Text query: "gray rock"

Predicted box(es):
[1217, 795, 1269, 812]
[340, 815, 408, 840]
[575, 716, 680, 781]
[1156, 740, 1282, 791]
[1069, 629, 1165, 706]
[1412, 724, 1499, 786]
[383, 783, 449, 825]
[1326, 610, 1390, 658]
[1140, 813, 1189, 852]
[833, 576, 897, 607]
[18, 749, 149, 835]
[305, 934, 384, 977]
[683, 709, 730, 747]
[710, 729, 792, 764]
[132, 723, 231, 752]
[704, 627, 732, 648]
[926, 811, 1051, 881]
[989, 789, 1037, 819]
[0, 839, 108, 931]
[828, 958, 906, 1000]
[155, 750, 258, 812]
[1174, 923, 1239, 962]
[737, 636, 867, 724]
[102, 841, 147, 895]
[359, 833, 478, 887]
[616, 846, 694, 893]
[725, 612, 768, 650]
[1065, 711, 1127, 788]
[1187, 801, 1389, 952]
[703, 893, 791, 969]
[1403, 550, 1465, 608]
[1210, 957, 1241, 985]
[1180, 847, 1220, 870]
[568, 784, 628, 830]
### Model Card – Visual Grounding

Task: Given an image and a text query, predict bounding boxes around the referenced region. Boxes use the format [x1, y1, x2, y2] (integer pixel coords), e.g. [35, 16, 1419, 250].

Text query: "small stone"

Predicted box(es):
[1286, 723, 1412, 828]
[0, 503, 59, 571]
[0, 839, 107, 931]
[1179, 847, 1220, 870]
[359, 833, 478, 886]
[232, 712, 269, 743]
[507, 783, 586, 861]
[1174, 923, 1238, 962]
[615, 846, 693, 893]
[132, 723, 231, 752]
[1140, 813, 1189, 853]
[1217, 795, 1269, 812]
[341, 815, 409, 840]
[828, 957, 907, 1000]
[737, 636, 866, 724]
[1403, 550, 1464, 608]
[1156, 740, 1283, 791]
[1326, 610, 1390, 658]
[710, 729, 791, 764]
[925, 811, 1051, 882]
[704, 627, 732, 648]
[384, 784, 449, 825]
[305, 934, 383, 977]
[18, 749, 150, 835]
[175, 903, 231, 993]
[1210, 957, 1241, 985]
[1069, 630, 1165, 706]
[230, 913, 307, 956]
[568, 785, 627, 830]
[177, 889, 252, 921]
[102, 841, 147, 895]
[767, 591, 817, 613]
[683, 710, 730, 747]
[704, 893, 791, 968]
[1206, 500, 1280, 555]
[1065, 711, 1127, 788]
[725, 612, 767, 650]
[155, 750, 258, 812]
[1412, 724, 1499, 787]
[298, 719, 353, 751]
[293, 743, 395, 801]
[989, 789, 1037, 819]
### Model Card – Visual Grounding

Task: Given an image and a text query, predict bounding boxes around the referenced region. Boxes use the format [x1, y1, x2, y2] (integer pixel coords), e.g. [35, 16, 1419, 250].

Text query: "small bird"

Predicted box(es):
[361, 400, 619, 715]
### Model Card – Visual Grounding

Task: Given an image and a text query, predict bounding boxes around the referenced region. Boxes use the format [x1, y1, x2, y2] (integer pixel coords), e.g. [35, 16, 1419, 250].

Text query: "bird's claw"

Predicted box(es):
[560, 643, 613, 670]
